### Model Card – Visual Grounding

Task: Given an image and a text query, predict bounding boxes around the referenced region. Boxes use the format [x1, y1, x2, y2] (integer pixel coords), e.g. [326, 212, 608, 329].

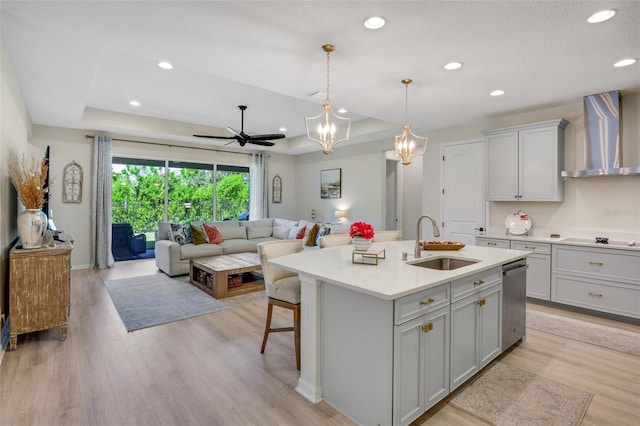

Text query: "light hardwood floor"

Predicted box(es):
[0, 259, 638, 425]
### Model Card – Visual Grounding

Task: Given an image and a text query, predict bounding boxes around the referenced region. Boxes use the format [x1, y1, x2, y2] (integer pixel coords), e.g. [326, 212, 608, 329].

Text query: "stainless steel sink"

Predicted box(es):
[408, 257, 479, 271]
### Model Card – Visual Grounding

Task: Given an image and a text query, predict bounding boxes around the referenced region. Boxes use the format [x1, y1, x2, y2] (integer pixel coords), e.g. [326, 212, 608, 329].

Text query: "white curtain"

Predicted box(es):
[249, 153, 268, 220]
[91, 136, 114, 268]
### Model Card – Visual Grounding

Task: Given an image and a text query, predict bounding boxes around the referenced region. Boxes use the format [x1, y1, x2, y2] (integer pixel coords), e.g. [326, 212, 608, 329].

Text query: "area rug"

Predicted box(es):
[449, 363, 593, 426]
[527, 309, 640, 357]
[104, 274, 231, 331]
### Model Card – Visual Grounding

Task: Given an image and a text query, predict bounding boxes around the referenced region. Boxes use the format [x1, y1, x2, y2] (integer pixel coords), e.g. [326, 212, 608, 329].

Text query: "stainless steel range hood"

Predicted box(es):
[562, 90, 640, 177]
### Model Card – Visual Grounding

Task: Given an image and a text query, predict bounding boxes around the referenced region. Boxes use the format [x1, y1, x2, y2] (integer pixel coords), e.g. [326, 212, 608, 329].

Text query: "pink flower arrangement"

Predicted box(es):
[349, 221, 375, 240]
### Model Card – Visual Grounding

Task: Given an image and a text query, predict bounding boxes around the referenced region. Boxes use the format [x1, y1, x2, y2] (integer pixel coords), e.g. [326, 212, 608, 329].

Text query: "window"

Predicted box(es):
[112, 158, 250, 243]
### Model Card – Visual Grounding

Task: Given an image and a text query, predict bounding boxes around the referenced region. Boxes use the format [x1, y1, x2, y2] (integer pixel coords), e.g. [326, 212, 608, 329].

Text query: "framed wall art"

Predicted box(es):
[272, 174, 282, 203]
[62, 160, 83, 203]
[321, 168, 341, 199]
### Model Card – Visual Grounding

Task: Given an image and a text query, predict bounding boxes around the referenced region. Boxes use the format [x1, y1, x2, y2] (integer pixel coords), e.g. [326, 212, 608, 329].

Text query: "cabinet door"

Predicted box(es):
[450, 294, 479, 390]
[423, 307, 450, 410]
[525, 253, 551, 300]
[393, 316, 424, 426]
[393, 306, 450, 426]
[486, 131, 519, 201]
[519, 126, 562, 201]
[479, 285, 502, 367]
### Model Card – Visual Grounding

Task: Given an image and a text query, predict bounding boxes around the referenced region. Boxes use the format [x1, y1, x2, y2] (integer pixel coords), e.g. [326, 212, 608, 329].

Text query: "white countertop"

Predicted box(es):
[269, 240, 530, 300]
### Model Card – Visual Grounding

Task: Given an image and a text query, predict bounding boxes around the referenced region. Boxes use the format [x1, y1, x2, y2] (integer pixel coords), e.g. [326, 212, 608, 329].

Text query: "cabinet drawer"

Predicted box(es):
[510, 241, 551, 255]
[551, 275, 640, 319]
[395, 283, 450, 325]
[451, 267, 501, 302]
[553, 245, 640, 284]
[475, 238, 509, 249]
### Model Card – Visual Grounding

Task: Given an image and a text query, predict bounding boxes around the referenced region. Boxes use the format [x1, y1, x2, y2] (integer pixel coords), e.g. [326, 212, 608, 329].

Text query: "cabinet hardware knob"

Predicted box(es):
[514, 195, 519, 199]
[588, 291, 603, 298]
[419, 298, 435, 306]
[477, 299, 486, 306]
[421, 322, 434, 333]
[488, 242, 497, 246]
[524, 245, 535, 249]
[588, 261, 604, 266]
[474, 279, 484, 286]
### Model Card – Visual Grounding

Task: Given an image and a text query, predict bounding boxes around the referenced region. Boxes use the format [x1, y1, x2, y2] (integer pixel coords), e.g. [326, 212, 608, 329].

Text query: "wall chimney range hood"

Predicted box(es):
[562, 90, 640, 177]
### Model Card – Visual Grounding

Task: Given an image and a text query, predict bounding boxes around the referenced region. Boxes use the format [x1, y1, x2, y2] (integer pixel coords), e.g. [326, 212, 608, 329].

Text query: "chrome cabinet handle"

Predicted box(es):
[588, 261, 604, 266]
[419, 298, 435, 306]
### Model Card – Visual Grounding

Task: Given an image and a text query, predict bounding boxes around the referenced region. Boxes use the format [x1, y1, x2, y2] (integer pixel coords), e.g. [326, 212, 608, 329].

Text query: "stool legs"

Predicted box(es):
[260, 298, 301, 370]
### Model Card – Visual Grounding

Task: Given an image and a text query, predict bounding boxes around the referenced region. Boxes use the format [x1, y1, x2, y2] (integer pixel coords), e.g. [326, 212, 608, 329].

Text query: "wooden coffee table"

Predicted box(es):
[189, 252, 264, 299]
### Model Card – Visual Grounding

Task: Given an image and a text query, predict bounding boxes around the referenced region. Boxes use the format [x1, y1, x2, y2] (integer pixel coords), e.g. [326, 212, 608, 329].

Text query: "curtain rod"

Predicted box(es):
[84, 135, 253, 156]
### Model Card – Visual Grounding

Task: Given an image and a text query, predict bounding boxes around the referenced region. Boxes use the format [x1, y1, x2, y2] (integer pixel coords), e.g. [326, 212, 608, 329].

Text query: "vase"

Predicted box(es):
[352, 237, 372, 252]
[17, 209, 47, 249]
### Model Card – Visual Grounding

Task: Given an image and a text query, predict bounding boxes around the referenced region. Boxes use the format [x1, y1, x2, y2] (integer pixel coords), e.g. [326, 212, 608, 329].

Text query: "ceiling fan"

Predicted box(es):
[194, 105, 285, 147]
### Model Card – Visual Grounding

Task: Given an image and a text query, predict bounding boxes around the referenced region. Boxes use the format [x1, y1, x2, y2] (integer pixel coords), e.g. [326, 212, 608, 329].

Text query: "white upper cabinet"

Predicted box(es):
[484, 119, 568, 201]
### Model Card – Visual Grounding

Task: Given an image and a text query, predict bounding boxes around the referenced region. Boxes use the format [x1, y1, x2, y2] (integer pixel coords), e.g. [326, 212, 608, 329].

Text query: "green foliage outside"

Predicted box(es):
[112, 165, 249, 237]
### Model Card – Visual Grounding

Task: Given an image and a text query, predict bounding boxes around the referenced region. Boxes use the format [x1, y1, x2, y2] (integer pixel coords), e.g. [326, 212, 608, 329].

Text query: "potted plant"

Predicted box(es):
[349, 221, 375, 251]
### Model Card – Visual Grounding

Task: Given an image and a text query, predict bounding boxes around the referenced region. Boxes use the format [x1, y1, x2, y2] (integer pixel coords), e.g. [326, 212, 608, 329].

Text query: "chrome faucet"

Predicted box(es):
[415, 214, 441, 258]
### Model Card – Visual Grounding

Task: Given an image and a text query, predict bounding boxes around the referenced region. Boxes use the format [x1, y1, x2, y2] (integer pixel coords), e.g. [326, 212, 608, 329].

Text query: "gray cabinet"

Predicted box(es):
[393, 286, 450, 426]
[450, 267, 502, 390]
[551, 245, 640, 319]
[510, 241, 551, 300]
[484, 119, 568, 202]
[477, 237, 551, 301]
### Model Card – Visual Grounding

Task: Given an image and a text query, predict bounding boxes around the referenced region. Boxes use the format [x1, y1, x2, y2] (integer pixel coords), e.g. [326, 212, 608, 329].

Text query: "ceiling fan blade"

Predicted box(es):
[193, 134, 237, 140]
[226, 127, 241, 137]
[248, 140, 276, 147]
[248, 133, 286, 141]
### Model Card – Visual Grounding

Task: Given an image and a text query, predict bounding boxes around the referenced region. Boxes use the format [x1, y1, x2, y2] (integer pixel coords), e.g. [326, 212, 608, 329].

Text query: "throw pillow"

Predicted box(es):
[169, 222, 192, 245]
[247, 227, 273, 239]
[190, 224, 208, 245]
[306, 224, 320, 247]
[296, 225, 307, 240]
[203, 223, 223, 244]
[315, 225, 331, 246]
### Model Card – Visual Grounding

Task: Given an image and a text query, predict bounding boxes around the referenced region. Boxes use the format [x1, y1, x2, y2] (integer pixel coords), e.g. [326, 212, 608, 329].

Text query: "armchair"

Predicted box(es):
[112, 223, 147, 260]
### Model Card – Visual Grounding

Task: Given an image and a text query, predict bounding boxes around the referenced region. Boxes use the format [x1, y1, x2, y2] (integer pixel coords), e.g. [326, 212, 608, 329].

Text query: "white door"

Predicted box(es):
[441, 140, 485, 245]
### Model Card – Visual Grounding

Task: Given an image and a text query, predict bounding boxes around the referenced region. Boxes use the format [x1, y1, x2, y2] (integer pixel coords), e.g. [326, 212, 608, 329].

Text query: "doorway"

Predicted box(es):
[441, 139, 486, 245]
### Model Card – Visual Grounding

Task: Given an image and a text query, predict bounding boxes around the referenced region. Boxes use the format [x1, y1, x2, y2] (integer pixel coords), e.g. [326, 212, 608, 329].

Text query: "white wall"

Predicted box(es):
[1, 38, 33, 357]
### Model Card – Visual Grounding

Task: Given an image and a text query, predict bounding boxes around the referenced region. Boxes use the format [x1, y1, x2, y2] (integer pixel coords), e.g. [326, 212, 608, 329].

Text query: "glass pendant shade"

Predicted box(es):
[395, 79, 427, 165]
[305, 44, 351, 154]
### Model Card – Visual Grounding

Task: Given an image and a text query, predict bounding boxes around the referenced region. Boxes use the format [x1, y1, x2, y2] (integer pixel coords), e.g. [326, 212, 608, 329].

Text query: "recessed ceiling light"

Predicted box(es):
[614, 58, 637, 67]
[129, 100, 141, 106]
[489, 90, 505, 97]
[364, 16, 385, 30]
[157, 61, 173, 70]
[444, 62, 463, 70]
[279, 127, 287, 132]
[587, 9, 616, 23]
[338, 107, 348, 114]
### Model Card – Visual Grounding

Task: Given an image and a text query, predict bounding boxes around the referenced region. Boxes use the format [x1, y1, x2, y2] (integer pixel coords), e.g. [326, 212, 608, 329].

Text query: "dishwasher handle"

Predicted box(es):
[503, 263, 528, 276]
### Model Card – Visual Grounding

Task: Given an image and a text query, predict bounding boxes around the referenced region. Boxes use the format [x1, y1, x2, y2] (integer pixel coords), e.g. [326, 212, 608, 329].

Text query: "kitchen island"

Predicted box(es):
[269, 240, 530, 426]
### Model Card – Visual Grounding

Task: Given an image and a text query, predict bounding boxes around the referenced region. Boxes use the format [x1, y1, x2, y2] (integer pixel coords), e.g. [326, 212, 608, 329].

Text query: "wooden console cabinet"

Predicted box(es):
[9, 241, 73, 350]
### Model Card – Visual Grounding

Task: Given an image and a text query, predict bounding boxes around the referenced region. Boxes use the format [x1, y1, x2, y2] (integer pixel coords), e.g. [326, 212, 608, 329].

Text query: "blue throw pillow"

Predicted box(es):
[315, 225, 331, 246]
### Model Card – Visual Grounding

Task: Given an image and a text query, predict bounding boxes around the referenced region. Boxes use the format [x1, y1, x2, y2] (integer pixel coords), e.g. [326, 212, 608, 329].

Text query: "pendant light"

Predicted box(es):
[305, 44, 351, 154]
[395, 79, 427, 165]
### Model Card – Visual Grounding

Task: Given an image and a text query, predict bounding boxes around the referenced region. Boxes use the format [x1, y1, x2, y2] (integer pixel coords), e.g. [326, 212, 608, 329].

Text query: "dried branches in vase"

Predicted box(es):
[8, 153, 48, 209]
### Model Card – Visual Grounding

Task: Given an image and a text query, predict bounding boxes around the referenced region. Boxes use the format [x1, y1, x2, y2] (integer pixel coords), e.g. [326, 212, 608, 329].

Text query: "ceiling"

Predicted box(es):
[1, 1, 639, 155]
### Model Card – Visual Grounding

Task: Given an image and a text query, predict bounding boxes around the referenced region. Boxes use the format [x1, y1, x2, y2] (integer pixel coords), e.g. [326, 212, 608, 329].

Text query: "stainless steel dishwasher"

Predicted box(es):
[502, 258, 528, 350]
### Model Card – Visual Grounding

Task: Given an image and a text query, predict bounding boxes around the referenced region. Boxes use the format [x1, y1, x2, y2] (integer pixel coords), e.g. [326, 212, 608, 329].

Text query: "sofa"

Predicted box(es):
[155, 218, 348, 276]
